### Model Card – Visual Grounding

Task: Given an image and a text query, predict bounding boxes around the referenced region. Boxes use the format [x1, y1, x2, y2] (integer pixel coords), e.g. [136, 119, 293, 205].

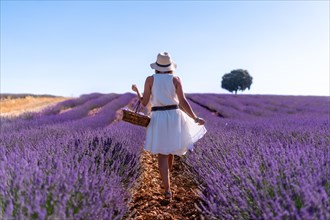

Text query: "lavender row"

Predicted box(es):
[0, 93, 145, 219]
[0, 122, 145, 219]
[67, 93, 135, 129]
[187, 94, 329, 119]
[41, 93, 105, 115]
[1, 93, 134, 133]
[183, 97, 329, 219]
[49, 93, 120, 122]
[1, 93, 117, 131]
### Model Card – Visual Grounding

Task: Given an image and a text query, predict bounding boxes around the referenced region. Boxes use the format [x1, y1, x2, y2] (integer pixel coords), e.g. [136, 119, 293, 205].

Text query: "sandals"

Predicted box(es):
[164, 191, 172, 199]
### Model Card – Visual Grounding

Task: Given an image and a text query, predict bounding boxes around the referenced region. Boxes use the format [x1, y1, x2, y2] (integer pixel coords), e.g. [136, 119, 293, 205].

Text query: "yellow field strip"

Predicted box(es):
[0, 96, 69, 117]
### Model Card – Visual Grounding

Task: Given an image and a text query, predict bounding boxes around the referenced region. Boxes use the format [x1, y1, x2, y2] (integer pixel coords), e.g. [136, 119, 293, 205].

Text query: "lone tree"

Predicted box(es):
[221, 69, 253, 94]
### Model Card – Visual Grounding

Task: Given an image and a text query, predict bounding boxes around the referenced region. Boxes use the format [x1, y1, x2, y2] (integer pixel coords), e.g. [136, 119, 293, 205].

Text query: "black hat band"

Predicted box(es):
[156, 62, 171, 67]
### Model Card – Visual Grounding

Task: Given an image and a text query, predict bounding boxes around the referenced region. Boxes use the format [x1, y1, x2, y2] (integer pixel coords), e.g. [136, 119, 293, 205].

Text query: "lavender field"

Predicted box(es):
[185, 94, 329, 219]
[1, 93, 329, 219]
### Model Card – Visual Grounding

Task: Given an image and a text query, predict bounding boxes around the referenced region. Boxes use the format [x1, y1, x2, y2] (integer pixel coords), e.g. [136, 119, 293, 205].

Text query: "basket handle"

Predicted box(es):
[132, 100, 142, 113]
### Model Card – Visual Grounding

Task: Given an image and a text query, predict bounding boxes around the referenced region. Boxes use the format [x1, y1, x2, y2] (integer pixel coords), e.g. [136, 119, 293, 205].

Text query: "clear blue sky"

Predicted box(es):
[1, 0, 329, 97]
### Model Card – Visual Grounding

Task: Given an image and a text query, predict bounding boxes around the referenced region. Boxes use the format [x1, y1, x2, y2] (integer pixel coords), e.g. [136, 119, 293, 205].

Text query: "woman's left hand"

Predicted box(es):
[195, 117, 205, 125]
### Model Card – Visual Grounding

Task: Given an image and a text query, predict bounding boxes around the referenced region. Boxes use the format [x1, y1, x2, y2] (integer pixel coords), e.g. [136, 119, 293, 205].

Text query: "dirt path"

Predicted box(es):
[128, 150, 204, 220]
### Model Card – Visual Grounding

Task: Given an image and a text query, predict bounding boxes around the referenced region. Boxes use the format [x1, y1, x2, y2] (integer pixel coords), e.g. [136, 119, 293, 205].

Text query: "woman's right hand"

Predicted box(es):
[131, 84, 138, 93]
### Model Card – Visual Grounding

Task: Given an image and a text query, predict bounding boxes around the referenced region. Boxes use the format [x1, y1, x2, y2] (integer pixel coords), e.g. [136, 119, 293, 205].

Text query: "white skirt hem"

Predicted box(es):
[144, 109, 207, 156]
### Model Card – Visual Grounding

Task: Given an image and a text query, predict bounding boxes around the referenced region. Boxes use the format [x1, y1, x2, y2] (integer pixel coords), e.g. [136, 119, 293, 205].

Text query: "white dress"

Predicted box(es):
[145, 73, 207, 155]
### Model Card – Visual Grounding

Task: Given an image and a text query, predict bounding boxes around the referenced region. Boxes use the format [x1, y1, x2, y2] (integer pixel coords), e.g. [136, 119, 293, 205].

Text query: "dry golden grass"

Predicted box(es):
[0, 96, 69, 117]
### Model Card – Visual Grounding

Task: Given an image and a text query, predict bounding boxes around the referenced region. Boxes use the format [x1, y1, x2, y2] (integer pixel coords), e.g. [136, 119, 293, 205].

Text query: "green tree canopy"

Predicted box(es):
[221, 69, 253, 94]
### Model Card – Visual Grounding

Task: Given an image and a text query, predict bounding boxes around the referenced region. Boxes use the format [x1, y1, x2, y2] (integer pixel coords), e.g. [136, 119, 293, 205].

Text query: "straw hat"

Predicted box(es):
[150, 52, 177, 72]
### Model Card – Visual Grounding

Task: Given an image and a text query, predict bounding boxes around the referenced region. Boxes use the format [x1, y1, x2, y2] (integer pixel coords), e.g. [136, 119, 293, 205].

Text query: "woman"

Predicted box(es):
[132, 52, 206, 199]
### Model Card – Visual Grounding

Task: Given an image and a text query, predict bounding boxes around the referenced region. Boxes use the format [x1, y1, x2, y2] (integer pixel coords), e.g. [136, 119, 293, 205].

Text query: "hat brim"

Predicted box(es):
[150, 62, 177, 72]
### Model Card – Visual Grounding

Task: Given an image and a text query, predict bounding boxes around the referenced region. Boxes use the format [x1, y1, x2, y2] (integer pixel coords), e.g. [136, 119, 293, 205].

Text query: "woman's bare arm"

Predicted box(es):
[173, 76, 205, 125]
[132, 76, 153, 106]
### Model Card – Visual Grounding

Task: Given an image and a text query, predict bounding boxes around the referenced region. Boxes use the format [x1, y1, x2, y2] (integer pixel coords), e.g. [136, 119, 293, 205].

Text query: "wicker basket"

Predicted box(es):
[121, 101, 150, 127]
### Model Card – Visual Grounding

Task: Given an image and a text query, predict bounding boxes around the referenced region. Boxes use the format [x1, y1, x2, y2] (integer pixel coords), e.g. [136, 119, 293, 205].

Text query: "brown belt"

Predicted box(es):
[151, 105, 179, 112]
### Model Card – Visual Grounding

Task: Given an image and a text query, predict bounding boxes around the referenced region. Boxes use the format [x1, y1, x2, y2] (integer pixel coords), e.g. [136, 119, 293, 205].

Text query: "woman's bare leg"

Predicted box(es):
[168, 154, 174, 172]
[158, 154, 171, 192]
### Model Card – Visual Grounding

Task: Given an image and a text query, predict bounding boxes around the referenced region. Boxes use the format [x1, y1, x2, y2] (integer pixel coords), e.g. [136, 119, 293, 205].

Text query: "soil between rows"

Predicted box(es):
[128, 150, 204, 220]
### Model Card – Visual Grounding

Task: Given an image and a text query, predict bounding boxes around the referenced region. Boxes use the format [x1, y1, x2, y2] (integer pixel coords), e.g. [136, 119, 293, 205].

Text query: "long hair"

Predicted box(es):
[155, 70, 173, 74]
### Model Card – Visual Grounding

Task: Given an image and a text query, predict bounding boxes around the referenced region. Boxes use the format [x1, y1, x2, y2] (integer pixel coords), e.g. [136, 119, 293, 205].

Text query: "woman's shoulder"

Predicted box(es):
[145, 75, 154, 84]
[172, 75, 181, 83]
[172, 75, 182, 88]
